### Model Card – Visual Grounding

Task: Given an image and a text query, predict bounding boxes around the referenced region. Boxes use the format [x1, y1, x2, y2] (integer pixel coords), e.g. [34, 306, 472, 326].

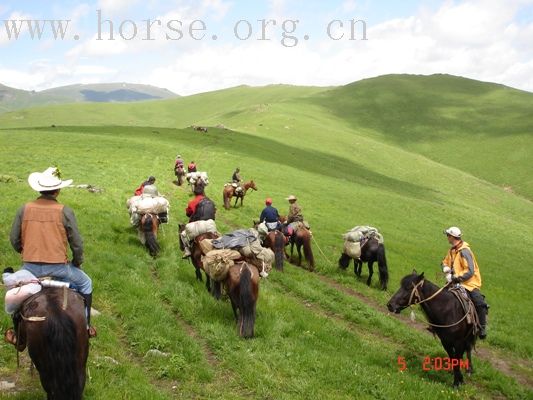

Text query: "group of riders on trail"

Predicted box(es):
[3, 164, 489, 355]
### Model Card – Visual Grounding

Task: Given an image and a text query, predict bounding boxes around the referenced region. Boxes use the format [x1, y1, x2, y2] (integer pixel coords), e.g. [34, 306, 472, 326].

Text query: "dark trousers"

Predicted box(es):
[468, 288, 488, 327]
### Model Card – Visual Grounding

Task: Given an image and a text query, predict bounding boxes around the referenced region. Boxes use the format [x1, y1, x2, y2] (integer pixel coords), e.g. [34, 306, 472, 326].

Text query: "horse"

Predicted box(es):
[174, 165, 186, 186]
[288, 226, 315, 271]
[178, 224, 220, 295]
[188, 173, 209, 194]
[140, 213, 160, 257]
[224, 261, 259, 338]
[338, 238, 389, 290]
[387, 271, 476, 387]
[14, 287, 89, 399]
[223, 181, 257, 209]
[252, 221, 286, 271]
[278, 216, 315, 271]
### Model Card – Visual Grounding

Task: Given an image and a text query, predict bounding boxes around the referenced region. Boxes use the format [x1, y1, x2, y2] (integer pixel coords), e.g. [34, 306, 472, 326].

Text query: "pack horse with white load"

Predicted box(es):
[127, 185, 170, 257]
[338, 226, 389, 290]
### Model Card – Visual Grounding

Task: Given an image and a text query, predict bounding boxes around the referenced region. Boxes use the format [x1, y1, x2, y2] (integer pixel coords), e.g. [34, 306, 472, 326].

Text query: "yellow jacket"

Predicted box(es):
[442, 241, 482, 291]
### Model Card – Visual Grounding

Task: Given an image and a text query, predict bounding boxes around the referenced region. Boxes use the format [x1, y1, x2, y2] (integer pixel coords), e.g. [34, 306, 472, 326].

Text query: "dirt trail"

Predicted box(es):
[149, 265, 219, 367]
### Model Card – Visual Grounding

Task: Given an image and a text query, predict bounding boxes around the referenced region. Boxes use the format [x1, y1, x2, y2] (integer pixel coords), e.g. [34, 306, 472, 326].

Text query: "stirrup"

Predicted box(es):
[88, 326, 97, 338]
[4, 329, 17, 345]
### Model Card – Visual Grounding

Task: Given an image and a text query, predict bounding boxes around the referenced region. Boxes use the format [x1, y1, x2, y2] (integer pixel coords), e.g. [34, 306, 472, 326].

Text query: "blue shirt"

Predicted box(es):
[260, 206, 279, 223]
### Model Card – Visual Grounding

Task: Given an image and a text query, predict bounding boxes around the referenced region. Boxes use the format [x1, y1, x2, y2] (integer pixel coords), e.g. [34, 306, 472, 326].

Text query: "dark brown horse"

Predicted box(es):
[338, 238, 389, 290]
[223, 181, 257, 209]
[224, 262, 259, 338]
[252, 221, 286, 271]
[387, 272, 476, 387]
[15, 287, 89, 399]
[178, 224, 219, 294]
[140, 213, 160, 257]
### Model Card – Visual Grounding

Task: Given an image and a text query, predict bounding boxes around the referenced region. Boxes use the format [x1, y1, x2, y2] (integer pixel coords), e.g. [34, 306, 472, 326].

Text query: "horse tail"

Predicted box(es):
[338, 252, 350, 269]
[143, 214, 159, 257]
[212, 280, 222, 300]
[377, 244, 389, 290]
[274, 232, 285, 271]
[239, 265, 256, 338]
[222, 189, 229, 209]
[302, 232, 315, 270]
[32, 306, 84, 400]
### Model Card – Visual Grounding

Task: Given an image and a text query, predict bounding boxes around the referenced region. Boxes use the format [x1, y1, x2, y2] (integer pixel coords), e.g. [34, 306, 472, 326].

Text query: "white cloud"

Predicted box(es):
[3, 0, 533, 94]
[0, 11, 33, 45]
[0, 61, 118, 91]
[97, 0, 140, 16]
[143, 0, 533, 94]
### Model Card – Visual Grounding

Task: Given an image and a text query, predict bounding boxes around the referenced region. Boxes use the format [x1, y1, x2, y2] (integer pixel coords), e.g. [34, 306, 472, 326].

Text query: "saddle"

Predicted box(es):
[449, 286, 480, 336]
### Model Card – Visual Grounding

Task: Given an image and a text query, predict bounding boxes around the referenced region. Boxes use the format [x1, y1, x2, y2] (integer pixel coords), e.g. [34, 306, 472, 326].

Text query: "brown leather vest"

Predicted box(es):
[21, 198, 68, 264]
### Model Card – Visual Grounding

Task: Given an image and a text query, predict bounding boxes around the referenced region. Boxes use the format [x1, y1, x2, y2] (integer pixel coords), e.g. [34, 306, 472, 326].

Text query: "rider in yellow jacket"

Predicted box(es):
[442, 227, 488, 339]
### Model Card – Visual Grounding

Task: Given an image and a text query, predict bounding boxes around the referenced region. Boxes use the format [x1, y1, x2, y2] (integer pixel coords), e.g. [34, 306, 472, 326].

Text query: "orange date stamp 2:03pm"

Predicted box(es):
[397, 356, 470, 372]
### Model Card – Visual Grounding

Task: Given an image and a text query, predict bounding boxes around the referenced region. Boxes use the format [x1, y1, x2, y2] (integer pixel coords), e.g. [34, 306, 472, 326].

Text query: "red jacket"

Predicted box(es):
[188, 163, 197, 173]
[186, 195, 205, 220]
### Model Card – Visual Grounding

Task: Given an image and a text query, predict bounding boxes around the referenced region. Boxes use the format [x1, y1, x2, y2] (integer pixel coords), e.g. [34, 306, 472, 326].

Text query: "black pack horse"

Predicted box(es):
[387, 271, 476, 388]
[338, 237, 389, 290]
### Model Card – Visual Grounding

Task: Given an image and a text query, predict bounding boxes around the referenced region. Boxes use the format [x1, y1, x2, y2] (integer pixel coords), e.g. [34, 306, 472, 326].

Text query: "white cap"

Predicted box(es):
[444, 227, 462, 238]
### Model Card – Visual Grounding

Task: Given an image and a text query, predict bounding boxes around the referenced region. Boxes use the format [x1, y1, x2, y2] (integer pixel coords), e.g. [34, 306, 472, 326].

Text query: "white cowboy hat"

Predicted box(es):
[28, 167, 73, 192]
[444, 226, 462, 238]
[286, 195, 298, 201]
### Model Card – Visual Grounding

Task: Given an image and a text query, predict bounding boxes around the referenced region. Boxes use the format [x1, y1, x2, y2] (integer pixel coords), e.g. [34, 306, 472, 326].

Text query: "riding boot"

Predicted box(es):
[476, 304, 487, 339]
[470, 289, 487, 339]
[81, 293, 97, 338]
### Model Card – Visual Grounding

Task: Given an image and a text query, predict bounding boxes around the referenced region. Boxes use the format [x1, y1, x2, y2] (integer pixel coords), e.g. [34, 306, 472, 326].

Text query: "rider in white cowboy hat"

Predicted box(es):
[442, 226, 488, 339]
[5, 167, 96, 346]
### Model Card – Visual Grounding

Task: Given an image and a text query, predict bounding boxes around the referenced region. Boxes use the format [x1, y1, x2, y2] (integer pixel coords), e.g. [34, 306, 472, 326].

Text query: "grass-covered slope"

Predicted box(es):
[0, 82, 178, 114]
[0, 74, 532, 399]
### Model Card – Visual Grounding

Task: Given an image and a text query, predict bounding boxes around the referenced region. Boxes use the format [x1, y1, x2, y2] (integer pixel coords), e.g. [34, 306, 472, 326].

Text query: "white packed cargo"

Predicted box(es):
[185, 219, 218, 241]
[3, 270, 42, 314]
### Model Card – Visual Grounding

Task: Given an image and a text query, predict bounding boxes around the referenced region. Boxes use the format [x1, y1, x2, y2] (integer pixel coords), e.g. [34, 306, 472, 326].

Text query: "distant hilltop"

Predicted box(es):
[0, 82, 178, 113]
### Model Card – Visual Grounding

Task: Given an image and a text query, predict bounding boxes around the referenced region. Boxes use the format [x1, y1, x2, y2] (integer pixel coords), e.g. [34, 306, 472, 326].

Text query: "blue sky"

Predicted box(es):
[1, 0, 532, 94]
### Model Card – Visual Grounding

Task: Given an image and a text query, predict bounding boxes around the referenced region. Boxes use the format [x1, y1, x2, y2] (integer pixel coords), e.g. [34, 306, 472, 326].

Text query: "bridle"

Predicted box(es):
[406, 280, 470, 328]
[407, 279, 448, 307]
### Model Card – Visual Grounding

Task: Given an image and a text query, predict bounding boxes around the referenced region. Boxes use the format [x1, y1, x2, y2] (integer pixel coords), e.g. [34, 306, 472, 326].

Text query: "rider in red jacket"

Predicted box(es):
[186, 193, 205, 222]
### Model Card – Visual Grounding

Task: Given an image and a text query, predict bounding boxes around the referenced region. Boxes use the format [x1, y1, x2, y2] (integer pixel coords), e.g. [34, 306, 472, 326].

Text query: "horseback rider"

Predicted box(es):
[188, 161, 197, 173]
[175, 154, 184, 169]
[231, 167, 243, 194]
[442, 227, 488, 339]
[181, 182, 216, 258]
[232, 168, 242, 184]
[5, 167, 96, 346]
[286, 195, 303, 224]
[135, 176, 156, 196]
[259, 198, 281, 231]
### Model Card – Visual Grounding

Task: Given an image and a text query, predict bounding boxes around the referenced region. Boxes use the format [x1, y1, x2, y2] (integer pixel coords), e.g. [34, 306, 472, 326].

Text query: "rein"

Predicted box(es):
[408, 280, 470, 329]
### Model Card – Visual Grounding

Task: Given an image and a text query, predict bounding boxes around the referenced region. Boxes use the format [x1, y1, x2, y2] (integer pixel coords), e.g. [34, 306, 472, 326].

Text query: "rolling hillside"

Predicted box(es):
[0, 74, 532, 399]
[0, 82, 178, 114]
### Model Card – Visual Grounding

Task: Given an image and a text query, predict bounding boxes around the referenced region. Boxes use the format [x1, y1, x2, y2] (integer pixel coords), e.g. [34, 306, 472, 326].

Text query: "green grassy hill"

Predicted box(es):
[0, 82, 178, 113]
[0, 74, 532, 399]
